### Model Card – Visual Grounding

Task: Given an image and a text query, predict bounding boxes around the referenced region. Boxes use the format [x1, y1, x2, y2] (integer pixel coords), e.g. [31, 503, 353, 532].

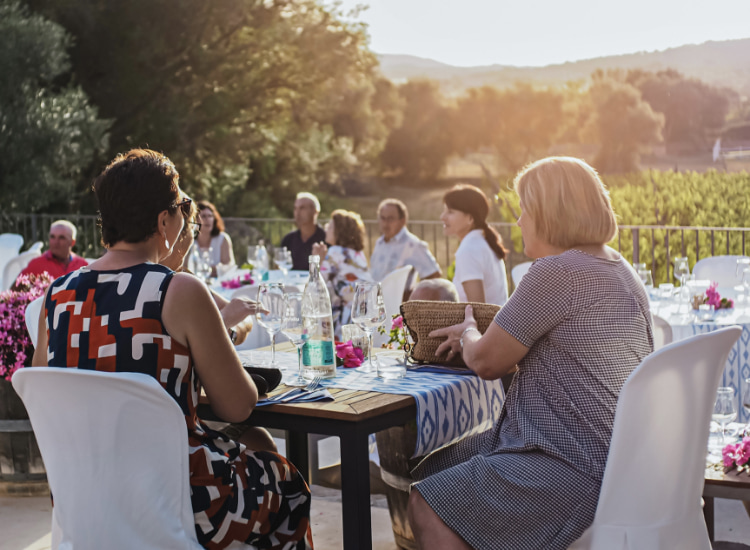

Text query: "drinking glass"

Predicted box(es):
[275, 248, 292, 276]
[351, 281, 387, 374]
[742, 268, 750, 314]
[247, 245, 259, 266]
[196, 249, 212, 282]
[633, 262, 647, 272]
[637, 268, 654, 294]
[736, 258, 750, 284]
[742, 377, 750, 435]
[713, 387, 737, 444]
[256, 283, 285, 369]
[673, 256, 690, 288]
[281, 292, 308, 386]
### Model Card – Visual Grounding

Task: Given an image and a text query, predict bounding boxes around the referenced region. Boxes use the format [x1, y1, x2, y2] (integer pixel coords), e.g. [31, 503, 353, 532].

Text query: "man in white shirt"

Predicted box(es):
[370, 199, 441, 282]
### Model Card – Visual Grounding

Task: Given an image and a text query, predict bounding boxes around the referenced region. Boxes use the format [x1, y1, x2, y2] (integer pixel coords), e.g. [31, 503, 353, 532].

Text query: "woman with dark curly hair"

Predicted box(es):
[312, 209, 372, 338]
[191, 200, 235, 274]
[33, 149, 313, 549]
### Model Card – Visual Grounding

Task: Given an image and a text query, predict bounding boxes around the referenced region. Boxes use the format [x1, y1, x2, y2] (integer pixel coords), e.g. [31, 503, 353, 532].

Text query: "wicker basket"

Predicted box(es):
[400, 301, 501, 368]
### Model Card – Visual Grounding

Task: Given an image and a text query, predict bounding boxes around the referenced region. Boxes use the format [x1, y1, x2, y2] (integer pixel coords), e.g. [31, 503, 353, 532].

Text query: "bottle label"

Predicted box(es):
[302, 340, 335, 366]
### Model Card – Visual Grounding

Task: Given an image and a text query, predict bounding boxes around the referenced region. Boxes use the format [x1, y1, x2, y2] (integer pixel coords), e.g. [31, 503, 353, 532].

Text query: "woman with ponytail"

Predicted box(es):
[440, 184, 508, 305]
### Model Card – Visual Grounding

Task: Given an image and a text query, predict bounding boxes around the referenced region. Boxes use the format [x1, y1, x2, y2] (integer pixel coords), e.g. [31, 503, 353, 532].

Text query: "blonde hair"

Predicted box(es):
[514, 157, 618, 248]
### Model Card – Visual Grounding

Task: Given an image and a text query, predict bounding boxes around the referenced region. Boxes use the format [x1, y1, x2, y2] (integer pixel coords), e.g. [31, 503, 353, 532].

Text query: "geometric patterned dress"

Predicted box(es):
[44, 263, 314, 549]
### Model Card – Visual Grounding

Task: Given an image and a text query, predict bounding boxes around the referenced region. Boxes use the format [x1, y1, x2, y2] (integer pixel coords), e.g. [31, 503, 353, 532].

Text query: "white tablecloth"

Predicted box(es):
[653, 286, 750, 423]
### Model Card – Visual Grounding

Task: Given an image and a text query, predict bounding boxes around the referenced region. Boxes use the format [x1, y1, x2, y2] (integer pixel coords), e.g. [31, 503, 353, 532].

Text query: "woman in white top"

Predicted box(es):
[440, 184, 508, 305]
[190, 200, 235, 275]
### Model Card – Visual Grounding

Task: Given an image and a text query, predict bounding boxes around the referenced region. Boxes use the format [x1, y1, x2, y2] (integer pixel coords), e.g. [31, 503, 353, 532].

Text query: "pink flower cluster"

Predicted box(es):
[377, 314, 407, 350]
[220, 272, 254, 289]
[722, 435, 750, 469]
[706, 282, 734, 310]
[1, 273, 53, 381]
[335, 340, 364, 368]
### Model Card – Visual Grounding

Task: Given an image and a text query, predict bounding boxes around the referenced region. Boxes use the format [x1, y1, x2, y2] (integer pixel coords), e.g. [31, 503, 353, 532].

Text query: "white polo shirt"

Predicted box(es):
[370, 227, 441, 282]
[453, 229, 508, 305]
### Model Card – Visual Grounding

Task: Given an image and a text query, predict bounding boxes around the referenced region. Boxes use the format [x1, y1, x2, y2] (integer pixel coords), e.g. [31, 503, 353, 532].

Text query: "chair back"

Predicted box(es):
[692, 255, 749, 287]
[12, 368, 202, 550]
[25, 296, 44, 347]
[2, 249, 42, 290]
[374, 265, 413, 348]
[25, 241, 44, 254]
[511, 261, 533, 289]
[570, 326, 741, 550]
[0, 233, 24, 282]
[651, 313, 673, 350]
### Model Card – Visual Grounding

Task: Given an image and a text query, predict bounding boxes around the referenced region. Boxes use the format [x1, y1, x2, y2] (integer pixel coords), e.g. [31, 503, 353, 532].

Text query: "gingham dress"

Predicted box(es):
[45, 263, 314, 550]
[412, 250, 653, 550]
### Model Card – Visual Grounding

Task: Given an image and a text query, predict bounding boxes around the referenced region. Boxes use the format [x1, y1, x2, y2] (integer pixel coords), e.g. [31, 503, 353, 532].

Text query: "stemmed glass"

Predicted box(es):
[741, 268, 750, 315]
[736, 258, 750, 284]
[351, 281, 387, 374]
[275, 248, 292, 276]
[637, 268, 654, 294]
[743, 378, 750, 436]
[256, 283, 285, 369]
[673, 256, 690, 288]
[713, 386, 738, 445]
[281, 292, 308, 386]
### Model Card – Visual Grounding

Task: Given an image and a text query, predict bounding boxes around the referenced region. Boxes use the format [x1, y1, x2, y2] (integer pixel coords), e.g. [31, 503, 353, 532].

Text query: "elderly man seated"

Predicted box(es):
[20, 220, 88, 280]
[409, 279, 459, 302]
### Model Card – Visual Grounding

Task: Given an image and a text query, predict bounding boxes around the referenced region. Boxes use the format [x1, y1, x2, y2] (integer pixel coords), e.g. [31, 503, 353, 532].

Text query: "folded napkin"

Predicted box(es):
[256, 388, 334, 406]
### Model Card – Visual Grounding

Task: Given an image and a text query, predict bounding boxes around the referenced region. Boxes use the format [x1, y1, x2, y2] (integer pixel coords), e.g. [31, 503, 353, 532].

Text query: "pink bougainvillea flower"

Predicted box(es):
[221, 278, 242, 289]
[335, 340, 364, 368]
[736, 437, 750, 466]
[391, 315, 403, 330]
[722, 442, 740, 468]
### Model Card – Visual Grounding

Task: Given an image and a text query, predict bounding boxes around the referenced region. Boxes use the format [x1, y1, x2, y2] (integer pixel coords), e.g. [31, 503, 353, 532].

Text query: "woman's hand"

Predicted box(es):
[429, 305, 478, 361]
[311, 242, 328, 259]
[220, 297, 263, 329]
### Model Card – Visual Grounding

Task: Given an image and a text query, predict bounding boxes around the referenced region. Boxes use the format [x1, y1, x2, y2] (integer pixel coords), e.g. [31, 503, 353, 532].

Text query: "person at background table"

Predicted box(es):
[370, 198, 441, 284]
[162, 196, 256, 347]
[189, 200, 235, 276]
[282, 191, 327, 271]
[408, 157, 653, 550]
[33, 149, 313, 550]
[409, 278, 459, 302]
[19, 220, 88, 280]
[440, 184, 508, 305]
[311, 209, 372, 339]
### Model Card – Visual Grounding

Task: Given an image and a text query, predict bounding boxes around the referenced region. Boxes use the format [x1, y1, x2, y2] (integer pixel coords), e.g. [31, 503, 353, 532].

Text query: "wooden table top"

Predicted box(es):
[705, 465, 750, 489]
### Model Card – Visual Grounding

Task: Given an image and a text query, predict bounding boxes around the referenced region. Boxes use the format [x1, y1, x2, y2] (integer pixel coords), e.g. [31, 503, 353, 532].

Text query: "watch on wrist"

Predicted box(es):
[229, 328, 238, 344]
[459, 326, 480, 350]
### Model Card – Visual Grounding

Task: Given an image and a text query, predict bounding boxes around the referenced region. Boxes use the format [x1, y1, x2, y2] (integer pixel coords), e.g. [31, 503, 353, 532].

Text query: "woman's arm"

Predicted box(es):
[430, 305, 528, 380]
[220, 233, 235, 266]
[31, 290, 51, 367]
[162, 273, 257, 422]
[461, 280, 485, 303]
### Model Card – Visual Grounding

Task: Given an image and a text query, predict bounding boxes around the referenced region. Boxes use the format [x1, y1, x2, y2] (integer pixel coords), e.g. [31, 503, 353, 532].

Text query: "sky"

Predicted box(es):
[334, 0, 750, 67]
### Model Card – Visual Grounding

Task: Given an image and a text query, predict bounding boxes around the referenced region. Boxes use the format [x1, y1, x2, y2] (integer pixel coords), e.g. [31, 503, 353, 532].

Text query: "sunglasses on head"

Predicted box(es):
[172, 198, 192, 217]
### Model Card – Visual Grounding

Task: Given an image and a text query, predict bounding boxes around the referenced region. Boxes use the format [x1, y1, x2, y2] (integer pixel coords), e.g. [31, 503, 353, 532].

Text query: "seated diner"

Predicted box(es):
[407, 156, 653, 550]
[32, 149, 313, 549]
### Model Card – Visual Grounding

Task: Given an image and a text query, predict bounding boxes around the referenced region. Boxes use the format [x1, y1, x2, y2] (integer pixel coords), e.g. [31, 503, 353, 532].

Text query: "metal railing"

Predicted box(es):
[4, 212, 749, 286]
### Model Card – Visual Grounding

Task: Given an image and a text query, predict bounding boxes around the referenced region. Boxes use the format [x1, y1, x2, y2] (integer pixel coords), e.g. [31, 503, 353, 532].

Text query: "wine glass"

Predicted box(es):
[195, 249, 212, 282]
[256, 283, 285, 369]
[351, 281, 387, 374]
[736, 258, 750, 284]
[247, 245, 259, 266]
[275, 248, 292, 276]
[713, 386, 737, 445]
[281, 293, 308, 386]
[637, 268, 654, 293]
[673, 256, 690, 287]
[743, 378, 750, 435]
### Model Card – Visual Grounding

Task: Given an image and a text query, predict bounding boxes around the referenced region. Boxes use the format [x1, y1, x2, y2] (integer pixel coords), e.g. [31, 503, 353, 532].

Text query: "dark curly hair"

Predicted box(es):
[197, 200, 225, 237]
[331, 209, 366, 251]
[92, 149, 181, 247]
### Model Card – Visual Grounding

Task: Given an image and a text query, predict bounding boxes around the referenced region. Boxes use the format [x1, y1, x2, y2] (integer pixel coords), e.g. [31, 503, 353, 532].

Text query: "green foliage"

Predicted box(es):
[26, 0, 394, 216]
[0, 0, 109, 212]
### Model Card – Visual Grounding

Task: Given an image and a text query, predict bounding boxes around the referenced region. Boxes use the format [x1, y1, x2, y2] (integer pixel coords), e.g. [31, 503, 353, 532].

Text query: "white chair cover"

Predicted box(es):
[692, 255, 750, 287]
[0, 233, 24, 283]
[25, 241, 44, 254]
[651, 313, 673, 350]
[374, 265, 413, 348]
[12, 368, 204, 550]
[511, 261, 533, 289]
[2, 248, 42, 290]
[569, 326, 741, 550]
[25, 296, 44, 347]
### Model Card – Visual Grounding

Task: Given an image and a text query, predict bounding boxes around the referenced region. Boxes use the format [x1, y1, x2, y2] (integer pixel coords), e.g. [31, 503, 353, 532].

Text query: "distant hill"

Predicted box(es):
[378, 38, 750, 95]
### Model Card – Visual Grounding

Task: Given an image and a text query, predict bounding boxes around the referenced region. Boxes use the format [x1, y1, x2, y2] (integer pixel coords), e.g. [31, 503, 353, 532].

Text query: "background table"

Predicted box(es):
[653, 288, 750, 422]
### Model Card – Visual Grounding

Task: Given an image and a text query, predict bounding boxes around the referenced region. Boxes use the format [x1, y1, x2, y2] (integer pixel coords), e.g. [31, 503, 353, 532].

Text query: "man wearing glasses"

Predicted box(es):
[20, 220, 88, 280]
[370, 199, 441, 283]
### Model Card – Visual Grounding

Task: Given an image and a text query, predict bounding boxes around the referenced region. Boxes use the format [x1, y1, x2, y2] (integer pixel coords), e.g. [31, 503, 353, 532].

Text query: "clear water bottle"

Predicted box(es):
[255, 240, 269, 278]
[301, 255, 336, 379]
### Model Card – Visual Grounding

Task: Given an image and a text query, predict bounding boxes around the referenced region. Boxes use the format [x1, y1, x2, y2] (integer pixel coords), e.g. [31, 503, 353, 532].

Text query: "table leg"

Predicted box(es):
[703, 495, 715, 542]
[286, 430, 311, 482]
[339, 429, 372, 550]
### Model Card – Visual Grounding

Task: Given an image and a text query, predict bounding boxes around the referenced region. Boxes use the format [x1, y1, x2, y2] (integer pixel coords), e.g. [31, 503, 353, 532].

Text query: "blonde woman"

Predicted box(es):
[408, 157, 653, 550]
